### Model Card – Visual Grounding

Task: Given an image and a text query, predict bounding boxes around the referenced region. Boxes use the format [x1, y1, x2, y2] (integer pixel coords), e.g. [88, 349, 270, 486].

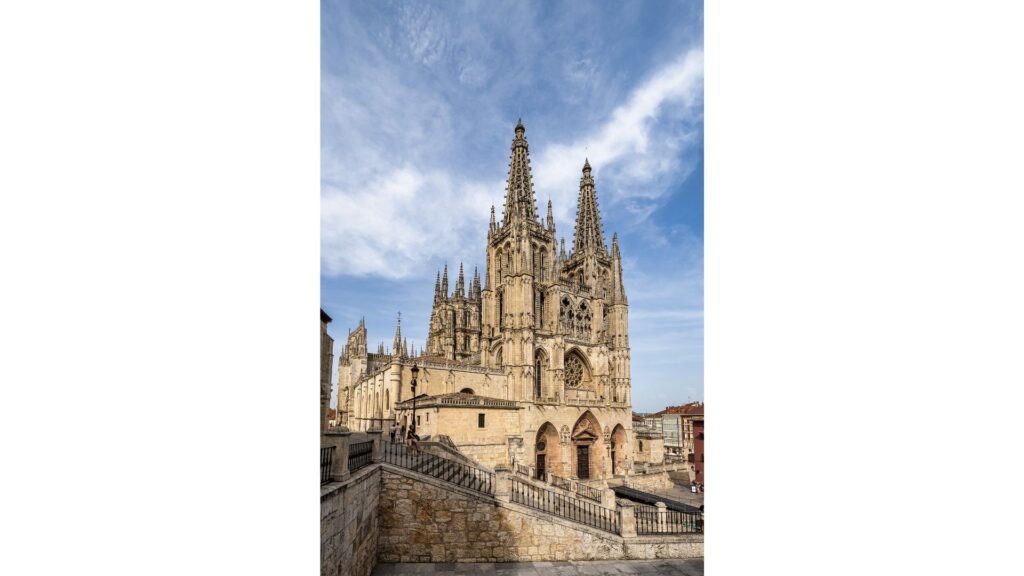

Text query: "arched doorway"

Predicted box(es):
[535, 422, 560, 480]
[611, 424, 628, 475]
[460, 388, 474, 394]
[570, 411, 604, 480]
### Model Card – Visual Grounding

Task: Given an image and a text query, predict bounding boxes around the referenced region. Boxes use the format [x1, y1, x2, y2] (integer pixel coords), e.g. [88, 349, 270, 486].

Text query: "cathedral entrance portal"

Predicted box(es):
[576, 445, 590, 479]
[570, 411, 604, 480]
[535, 422, 560, 479]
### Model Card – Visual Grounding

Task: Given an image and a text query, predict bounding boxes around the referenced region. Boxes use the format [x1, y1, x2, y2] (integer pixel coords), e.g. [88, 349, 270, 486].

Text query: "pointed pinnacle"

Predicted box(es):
[515, 117, 524, 132]
[583, 157, 591, 171]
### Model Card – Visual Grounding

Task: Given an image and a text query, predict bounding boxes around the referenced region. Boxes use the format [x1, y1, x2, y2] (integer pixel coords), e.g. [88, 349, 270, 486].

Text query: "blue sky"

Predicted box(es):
[321, 0, 703, 412]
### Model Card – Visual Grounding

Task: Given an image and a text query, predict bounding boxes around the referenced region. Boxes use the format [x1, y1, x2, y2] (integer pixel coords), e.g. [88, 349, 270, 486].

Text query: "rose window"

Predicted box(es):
[565, 354, 584, 388]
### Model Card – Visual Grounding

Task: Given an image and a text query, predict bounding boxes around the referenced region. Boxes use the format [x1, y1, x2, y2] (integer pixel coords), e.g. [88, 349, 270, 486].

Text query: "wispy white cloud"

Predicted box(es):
[321, 47, 703, 279]
[321, 166, 498, 278]
[532, 49, 704, 230]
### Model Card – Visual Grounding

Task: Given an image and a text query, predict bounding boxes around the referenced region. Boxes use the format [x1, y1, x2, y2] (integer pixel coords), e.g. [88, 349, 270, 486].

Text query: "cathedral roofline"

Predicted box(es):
[394, 392, 520, 410]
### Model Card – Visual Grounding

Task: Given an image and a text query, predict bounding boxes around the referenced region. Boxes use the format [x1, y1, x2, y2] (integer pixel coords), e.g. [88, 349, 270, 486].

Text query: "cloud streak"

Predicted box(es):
[321, 47, 703, 279]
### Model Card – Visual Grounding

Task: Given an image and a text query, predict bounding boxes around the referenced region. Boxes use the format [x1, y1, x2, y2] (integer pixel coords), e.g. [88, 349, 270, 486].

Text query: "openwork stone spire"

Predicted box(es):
[456, 262, 465, 298]
[392, 312, 403, 359]
[501, 118, 539, 226]
[441, 264, 449, 297]
[572, 159, 607, 256]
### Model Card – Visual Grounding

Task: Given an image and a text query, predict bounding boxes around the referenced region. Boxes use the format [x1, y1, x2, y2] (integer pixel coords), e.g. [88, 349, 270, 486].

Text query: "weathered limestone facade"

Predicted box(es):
[321, 466, 380, 576]
[338, 121, 634, 480]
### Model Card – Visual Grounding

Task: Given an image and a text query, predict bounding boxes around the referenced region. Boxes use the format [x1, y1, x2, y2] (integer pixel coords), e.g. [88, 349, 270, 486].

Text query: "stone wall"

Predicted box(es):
[321, 466, 381, 576]
[435, 407, 520, 469]
[377, 466, 702, 563]
[626, 471, 674, 492]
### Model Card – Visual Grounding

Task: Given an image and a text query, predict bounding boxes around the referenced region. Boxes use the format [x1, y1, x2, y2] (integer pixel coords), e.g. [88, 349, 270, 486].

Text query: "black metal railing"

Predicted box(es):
[382, 440, 493, 495]
[321, 446, 334, 484]
[511, 477, 619, 534]
[348, 440, 373, 472]
[635, 505, 703, 535]
[575, 482, 603, 502]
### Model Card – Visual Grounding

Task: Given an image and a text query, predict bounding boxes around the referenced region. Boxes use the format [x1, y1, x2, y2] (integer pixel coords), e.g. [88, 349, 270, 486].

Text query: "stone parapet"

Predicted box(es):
[323, 428, 352, 482]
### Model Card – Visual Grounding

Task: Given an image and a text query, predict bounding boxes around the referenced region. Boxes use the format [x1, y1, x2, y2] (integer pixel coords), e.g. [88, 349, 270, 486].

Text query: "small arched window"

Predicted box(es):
[534, 358, 542, 399]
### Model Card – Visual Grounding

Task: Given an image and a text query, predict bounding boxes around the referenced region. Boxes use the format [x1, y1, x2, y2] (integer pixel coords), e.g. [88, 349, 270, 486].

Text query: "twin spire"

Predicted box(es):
[572, 157, 607, 256]
[501, 118, 539, 226]
[500, 120, 608, 257]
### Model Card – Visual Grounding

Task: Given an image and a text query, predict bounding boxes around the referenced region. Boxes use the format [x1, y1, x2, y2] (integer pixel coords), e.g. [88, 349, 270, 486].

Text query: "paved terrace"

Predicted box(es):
[372, 559, 703, 575]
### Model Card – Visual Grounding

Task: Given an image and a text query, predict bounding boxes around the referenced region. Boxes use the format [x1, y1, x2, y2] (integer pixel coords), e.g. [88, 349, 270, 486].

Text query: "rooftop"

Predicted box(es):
[653, 402, 704, 417]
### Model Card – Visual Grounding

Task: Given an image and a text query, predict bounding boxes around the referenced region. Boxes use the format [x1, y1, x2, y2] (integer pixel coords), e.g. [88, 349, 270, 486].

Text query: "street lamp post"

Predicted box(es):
[410, 364, 419, 436]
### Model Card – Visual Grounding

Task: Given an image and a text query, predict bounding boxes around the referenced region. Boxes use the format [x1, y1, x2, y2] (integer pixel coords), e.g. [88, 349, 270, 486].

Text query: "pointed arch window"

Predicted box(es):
[498, 291, 505, 327]
[534, 350, 546, 400]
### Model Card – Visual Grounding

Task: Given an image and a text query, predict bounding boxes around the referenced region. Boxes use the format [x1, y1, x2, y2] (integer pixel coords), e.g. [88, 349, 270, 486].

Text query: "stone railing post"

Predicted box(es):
[656, 502, 667, 533]
[601, 488, 617, 509]
[545, 471, 553, 484]
[323, 428, 351, 482]
[368, 428, 383, 463]
[494, 466, 512, 503]
[619, 502, 637, 538]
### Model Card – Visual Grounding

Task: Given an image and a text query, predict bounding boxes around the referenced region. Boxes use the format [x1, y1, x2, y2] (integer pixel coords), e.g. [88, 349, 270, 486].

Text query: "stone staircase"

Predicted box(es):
[382, 440, 494, 495]
[382, 441, 622, 534]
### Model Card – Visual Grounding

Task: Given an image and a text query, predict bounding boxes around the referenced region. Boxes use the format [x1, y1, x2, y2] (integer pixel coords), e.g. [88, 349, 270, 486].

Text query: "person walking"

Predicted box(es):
[407, 426, 419, 457]
[389, 422, 397, 443]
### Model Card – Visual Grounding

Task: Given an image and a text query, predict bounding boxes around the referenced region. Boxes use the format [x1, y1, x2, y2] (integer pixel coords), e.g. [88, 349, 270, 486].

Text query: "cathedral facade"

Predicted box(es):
[338, 120, 633, 481]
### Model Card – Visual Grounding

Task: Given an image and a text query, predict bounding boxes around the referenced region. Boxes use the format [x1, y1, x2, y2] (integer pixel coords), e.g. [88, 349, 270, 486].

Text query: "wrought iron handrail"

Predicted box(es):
[321, 446, 335, 484]
[382, 440, 494, 495]
[575, 482, 603, 502]
[634, 506, 703, 535]
[510, 477, 619, 534]
[348, 440, 373, 473]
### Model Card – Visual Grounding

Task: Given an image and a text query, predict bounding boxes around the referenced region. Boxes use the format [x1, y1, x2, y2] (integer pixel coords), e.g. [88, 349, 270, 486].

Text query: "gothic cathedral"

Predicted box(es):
[338, 120, 633, 481]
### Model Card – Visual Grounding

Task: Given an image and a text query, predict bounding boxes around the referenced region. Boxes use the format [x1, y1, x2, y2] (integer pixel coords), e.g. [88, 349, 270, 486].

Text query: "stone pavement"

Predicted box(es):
[371, 559, 703, 575]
